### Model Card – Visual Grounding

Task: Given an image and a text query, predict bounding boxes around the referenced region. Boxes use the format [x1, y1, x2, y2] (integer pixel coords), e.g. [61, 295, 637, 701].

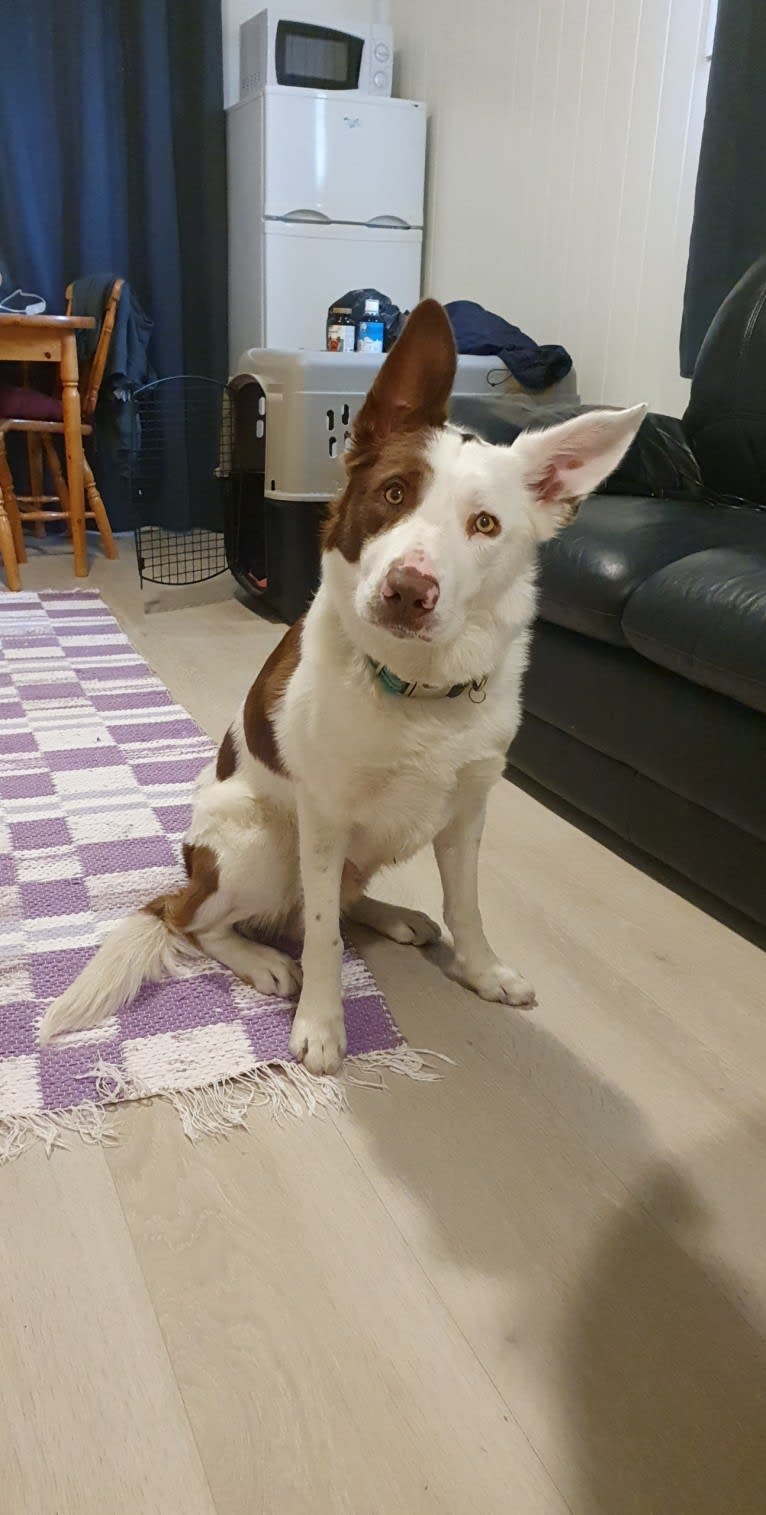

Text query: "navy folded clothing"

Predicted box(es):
[445, 299, 572, 392]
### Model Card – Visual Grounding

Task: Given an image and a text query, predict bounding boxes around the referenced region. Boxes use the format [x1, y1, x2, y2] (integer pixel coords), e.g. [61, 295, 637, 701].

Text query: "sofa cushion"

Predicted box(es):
[522, 620, 766, 841]
[622, 546, 766, 715]
[509, 712, 766, 927]
[537, 494, 766, 645]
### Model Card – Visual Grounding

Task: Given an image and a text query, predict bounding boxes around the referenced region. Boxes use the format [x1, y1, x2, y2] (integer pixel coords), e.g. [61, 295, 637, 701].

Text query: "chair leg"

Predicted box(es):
[83, 459, 118, 559]
[0, 501, 21, 590]
[42, 436, 72, 538]
[42, 435, 71, 511]
[26, 435, 46, 538]
[0, 435, 27, 564]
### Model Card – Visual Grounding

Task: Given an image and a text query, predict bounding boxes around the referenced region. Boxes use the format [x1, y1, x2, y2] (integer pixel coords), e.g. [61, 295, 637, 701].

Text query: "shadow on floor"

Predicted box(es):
[348, 934, 766, 1513]
[566, 1132, 766, 1514]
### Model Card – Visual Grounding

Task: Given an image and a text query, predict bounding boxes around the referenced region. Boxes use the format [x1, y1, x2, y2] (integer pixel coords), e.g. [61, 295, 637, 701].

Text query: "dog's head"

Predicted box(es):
[322, 300, 646, 681]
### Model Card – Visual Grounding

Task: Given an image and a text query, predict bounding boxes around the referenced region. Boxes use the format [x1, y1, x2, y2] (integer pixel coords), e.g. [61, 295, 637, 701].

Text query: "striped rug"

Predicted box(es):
[0, 590, 435, 1162]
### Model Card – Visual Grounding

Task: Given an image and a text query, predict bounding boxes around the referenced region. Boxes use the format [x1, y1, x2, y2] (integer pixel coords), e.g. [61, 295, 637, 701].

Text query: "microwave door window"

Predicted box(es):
[275, 21, 363, 90]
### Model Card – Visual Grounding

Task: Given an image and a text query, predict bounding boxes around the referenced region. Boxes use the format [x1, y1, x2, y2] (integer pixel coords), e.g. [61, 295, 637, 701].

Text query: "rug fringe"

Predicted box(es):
[0, 1046, 448, 1162]
[0, 1101, 116, 1165]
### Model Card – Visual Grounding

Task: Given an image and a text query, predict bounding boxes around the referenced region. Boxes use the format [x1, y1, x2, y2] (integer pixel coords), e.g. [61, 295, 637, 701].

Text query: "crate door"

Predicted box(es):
[130, 376, 233, 586]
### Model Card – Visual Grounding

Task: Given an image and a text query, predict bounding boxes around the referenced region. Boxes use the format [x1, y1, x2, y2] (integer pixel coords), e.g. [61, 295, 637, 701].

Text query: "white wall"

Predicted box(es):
[222, 0, 252, 107]
[391, 0, 714, 412]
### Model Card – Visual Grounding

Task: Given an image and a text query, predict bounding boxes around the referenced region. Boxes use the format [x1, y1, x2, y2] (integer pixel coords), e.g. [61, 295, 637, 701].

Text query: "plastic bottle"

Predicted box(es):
[356, 297, 385, 353]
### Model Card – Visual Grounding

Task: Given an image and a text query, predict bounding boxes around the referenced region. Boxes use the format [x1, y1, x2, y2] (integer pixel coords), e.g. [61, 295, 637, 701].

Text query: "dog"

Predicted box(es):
[40, 300, 645, 1073]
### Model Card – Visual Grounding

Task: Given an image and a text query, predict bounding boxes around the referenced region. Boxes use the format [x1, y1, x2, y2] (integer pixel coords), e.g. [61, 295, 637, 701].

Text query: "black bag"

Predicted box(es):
[327, 289, 406, 351]
[450, 397, 703, 501]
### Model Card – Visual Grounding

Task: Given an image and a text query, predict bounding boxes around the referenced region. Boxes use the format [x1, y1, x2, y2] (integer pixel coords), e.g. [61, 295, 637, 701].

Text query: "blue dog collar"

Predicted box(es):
[367, 658, 488, 702]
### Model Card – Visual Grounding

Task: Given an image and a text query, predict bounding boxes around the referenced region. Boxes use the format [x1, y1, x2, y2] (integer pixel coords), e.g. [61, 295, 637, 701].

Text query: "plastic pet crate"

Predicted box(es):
[227, 348, 578, 624]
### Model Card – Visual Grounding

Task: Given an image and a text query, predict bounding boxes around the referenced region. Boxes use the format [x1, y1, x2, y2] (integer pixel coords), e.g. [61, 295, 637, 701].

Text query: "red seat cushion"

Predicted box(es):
[0, 385, 63, 421]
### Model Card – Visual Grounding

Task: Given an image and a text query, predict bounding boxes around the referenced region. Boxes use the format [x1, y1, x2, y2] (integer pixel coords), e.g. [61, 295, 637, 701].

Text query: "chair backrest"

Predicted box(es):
[65, 277, 125, 422]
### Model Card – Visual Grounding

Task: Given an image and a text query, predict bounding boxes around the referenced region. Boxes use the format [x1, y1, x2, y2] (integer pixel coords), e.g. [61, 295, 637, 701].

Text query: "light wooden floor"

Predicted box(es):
[3, 542, 766, 1515]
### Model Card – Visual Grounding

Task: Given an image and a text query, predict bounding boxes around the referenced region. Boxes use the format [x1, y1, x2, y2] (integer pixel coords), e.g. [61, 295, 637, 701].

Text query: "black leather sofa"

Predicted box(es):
[461, 260, 766, 928]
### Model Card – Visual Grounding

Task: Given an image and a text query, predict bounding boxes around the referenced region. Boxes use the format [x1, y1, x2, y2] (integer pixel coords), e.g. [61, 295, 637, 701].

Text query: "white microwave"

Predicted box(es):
[240, 7, 393, 99]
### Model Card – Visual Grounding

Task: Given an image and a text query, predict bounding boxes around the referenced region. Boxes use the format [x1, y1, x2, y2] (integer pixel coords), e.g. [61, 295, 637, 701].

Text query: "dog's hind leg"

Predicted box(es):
[344, 895, 441, 946]
[194, 927, 302, 997]
[186, 810, 303, 996]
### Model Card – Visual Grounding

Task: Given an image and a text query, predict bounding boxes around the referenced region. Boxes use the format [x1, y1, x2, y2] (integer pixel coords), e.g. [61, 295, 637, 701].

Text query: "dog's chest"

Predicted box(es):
[322, 732, 461, 866]
[283, 661, 511, 859]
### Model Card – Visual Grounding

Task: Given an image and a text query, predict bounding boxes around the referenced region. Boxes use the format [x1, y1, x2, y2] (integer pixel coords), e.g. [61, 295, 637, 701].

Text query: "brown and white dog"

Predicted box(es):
[40, 301, 645, 1073]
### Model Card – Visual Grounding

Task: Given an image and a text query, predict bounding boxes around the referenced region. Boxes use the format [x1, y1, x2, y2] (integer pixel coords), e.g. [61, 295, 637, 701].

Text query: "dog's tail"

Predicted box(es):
[38, 905, 198, 1044]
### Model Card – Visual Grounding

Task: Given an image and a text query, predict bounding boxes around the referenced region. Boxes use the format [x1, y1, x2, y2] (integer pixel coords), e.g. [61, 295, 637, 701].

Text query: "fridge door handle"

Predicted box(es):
[365, 215, 412, 229]
[278, 209, 333, 224]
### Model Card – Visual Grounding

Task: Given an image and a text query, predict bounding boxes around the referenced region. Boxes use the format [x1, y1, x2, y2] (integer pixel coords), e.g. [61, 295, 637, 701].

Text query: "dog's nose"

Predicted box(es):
[380, 562, 440, 626]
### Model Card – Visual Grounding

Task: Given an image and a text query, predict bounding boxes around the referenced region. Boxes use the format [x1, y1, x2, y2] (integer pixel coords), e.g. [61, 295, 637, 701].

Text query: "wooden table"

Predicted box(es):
[0, 311, 95, 577]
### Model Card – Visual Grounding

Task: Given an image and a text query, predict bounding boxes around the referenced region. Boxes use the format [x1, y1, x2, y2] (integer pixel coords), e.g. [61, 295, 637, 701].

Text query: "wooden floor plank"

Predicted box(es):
[0, 1146, 217, 1515]
[106, 1100, 569, 1515]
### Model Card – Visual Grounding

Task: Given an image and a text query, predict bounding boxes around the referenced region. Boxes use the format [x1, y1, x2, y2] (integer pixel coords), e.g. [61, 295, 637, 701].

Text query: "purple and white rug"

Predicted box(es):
[0, 590, 435, 1162]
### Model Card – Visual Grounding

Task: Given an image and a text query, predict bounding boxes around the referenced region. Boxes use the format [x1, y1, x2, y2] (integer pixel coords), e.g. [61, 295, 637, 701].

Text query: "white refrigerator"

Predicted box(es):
[227, 85, 426, 364]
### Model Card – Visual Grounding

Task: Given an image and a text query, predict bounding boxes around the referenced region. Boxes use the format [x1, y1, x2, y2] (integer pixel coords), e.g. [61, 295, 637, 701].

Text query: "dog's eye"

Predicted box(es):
[384, 480, 405, 506]
[471, 511, 500, 537]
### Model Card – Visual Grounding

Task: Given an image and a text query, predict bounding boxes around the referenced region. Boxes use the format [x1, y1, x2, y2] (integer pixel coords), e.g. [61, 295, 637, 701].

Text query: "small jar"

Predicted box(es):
[326, 306, 355, 352]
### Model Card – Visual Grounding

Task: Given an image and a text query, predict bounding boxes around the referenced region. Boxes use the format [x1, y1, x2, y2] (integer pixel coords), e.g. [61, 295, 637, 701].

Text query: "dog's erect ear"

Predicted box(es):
[348, 299, 457, 462]
[511, 403, 648, 538]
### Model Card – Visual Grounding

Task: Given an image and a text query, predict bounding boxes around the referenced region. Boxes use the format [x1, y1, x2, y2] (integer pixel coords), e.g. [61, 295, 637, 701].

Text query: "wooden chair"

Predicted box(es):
[0, 479, 21, 589]
[0, 278, 123, 570]
[0, 265, 21, 587]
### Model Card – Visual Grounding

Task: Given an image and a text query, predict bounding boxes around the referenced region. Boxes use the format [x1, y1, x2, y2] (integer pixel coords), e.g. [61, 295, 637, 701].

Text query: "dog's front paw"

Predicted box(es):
[289, 1005, 347, 1075]
[458, 960, 537, 1009]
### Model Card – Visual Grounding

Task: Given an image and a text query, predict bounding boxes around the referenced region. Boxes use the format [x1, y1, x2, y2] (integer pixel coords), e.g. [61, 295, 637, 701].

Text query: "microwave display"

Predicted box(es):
[275, 21, 363, 90]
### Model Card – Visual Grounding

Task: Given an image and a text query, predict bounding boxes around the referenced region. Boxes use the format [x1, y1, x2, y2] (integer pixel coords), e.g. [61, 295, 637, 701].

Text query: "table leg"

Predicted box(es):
[61, 332, 87, 577]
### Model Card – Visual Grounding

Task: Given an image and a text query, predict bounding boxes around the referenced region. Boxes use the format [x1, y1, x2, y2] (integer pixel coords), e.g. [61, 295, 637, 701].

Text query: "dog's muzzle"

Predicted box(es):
[375, 560, 440, 635]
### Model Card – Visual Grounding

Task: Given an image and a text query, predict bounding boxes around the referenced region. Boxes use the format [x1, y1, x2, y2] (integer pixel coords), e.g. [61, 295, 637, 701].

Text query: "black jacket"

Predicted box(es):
[69, 273, 155, 470]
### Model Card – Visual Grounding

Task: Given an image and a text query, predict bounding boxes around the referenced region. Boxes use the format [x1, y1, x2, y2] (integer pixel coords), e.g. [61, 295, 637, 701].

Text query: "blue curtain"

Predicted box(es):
[0, 0, 227, 525]
[680, 0, 766, 377]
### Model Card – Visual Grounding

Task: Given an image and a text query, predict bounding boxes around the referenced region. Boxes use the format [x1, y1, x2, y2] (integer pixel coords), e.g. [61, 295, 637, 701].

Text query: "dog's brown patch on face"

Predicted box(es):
[216, 726, 237, 780]
[242, 617, 304, 775]
[144, 842, 220, 932]
[323, 432, 432, 563]
[324, 299, 457, 563]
